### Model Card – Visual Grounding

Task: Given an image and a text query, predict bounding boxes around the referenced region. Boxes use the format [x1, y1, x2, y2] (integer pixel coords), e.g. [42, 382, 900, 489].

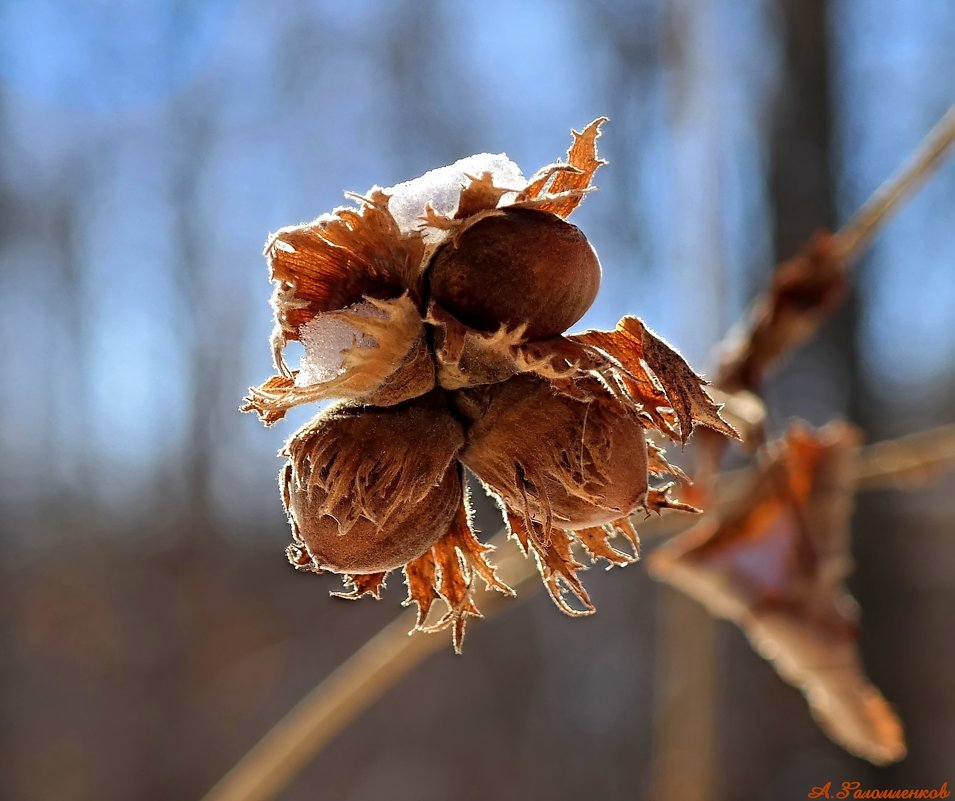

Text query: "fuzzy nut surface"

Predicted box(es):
[459, 375, 649, 530]
[283, 398, 465, 574]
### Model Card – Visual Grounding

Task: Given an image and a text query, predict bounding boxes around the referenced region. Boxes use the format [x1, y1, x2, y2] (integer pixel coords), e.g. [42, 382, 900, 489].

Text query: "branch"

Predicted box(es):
[717, 102, 955, 394]
[853, 422, 955, 492]
[833, 103, 955, 264]
[201, 545, 534, 801]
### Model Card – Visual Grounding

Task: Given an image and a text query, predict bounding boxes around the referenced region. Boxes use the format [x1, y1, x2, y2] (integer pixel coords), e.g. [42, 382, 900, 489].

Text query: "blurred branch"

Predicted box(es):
[833, 103, 955, 264]
[706, 423, 955, 518]
[201, 610, 443, 801]
[201, 545, 534, 801]
[854, 422, 955, 492]
[717, 101, 955, 395]
[201, 421, 955, 801]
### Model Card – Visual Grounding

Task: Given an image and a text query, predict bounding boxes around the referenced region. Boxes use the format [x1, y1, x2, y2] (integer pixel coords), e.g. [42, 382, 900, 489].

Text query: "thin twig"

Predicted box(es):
[202, 610, 438, 801]
[853, 422, 955, 491]
[201, 545, 535, 801]
[833, 103, 955, 264]
[716, 101, 955, 394]
[200, 422, 955, 801]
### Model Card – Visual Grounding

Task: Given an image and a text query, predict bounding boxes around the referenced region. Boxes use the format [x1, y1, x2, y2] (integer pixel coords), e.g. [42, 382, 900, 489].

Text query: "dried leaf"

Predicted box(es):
[506, 513, 594, 616]
[646, 438, 690, 482]
[455, 172, 518, 220]
[575, 517, 641, 567]
[242, 374, 297, 426]
[644, 484, 702, 515]
[444, 503, 514, 598]
[717, 231, 846, 392]
[403, 550, 439, 629]
[427, 504, 482, 653]
[509, 189, 593, 215]
[648, 422, 906, 765]
[332, 573, 388, 600]
[573, 316, 739, 444]
[614, 516, 641, 556]
[408, 167, 526, 248]
[517, 118, 608, 217]
[518, 164, 584, 200]
[419, 202, 459, 234]
[412, 495, 513, 653]
[428, 306, 597, 393]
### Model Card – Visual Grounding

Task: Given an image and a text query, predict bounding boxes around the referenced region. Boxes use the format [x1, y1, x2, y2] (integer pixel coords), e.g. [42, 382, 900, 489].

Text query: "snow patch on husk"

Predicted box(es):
[385, 153, 526, 241]
[295, 301, 384, 387]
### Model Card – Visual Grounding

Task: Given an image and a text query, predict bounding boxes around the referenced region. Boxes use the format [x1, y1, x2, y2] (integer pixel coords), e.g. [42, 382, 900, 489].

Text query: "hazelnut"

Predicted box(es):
[459, 375, 648, 530]
[282, 397, 465, 574]
[427, 208, 601, 340]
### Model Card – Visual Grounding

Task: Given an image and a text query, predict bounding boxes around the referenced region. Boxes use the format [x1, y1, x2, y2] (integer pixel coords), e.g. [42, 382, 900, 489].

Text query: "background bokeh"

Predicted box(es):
[1, 2, 953, 799]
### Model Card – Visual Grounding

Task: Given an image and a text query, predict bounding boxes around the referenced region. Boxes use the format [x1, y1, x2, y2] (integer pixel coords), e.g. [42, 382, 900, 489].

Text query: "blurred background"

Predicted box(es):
[1, 1, 954, 799]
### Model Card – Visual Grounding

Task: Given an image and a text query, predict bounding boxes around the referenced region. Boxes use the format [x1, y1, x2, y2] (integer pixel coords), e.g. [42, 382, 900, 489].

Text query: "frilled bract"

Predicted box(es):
[243, 119, 737, 651]
[648, 423, 905, 764]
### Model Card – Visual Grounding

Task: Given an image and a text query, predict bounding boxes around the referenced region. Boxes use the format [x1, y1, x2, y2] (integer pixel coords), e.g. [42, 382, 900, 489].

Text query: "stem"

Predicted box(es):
[201, 546, 535, 801]
[853, 422, 955, 491]
[833, 103, 955, 264]
[202, 610, 437, 801]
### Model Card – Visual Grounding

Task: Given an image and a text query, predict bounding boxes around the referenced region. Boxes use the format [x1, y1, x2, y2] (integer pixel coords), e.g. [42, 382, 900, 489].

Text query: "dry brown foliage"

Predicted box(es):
[243, 119, 736, 652]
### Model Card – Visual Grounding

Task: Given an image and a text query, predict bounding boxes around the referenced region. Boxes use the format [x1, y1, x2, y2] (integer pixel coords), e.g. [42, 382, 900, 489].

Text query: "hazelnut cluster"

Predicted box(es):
[243, 120, 736, 650]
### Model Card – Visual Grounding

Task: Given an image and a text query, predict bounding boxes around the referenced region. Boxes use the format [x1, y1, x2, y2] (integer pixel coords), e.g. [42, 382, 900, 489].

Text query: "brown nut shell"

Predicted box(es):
[282, 396, 465, 574]
[459, 375, 648, 530]
[427, 208, 601, 341]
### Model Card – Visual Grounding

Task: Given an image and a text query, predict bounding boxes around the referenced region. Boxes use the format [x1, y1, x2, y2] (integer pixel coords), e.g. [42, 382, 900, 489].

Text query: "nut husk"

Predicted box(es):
[282, 396, 465, 574]
[428, 208, 601, 341]
[459, 374, 648, 531]
[244, 294, 436, 424]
